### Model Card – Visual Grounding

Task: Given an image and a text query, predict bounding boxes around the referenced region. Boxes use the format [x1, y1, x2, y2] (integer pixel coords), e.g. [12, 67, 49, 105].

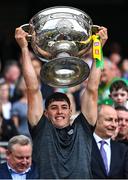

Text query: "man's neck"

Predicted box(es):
[93, 132, 111, 140]
[94, 131, 110, 140]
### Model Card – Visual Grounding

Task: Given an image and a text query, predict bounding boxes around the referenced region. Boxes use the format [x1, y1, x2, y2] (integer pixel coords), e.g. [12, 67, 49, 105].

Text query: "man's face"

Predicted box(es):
[110, 53, 121, 65]
[100, 61, 116, 84]
[7, 144, 32, 173]
[45, 101, 72, 129]
[110, 89, 128, 106]
[96, 106, 118, 138]
[5, 65, 21, 83]
[117, 110, 128, 137]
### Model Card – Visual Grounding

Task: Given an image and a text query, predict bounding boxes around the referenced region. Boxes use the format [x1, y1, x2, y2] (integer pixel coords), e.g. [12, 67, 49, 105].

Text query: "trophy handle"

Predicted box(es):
[92, 25, 100, 34]
[20, 23, 32, 42]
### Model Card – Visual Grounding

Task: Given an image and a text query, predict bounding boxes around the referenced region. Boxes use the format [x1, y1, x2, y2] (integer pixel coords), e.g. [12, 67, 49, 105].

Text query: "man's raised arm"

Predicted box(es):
[81, 26, 108, 126]
[15, 27, 43, 127]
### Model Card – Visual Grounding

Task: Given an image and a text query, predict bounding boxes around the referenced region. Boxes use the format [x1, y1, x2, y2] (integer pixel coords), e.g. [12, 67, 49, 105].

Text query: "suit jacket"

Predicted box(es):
[91, 137, 128, 179]
[0, 162, 39, 179]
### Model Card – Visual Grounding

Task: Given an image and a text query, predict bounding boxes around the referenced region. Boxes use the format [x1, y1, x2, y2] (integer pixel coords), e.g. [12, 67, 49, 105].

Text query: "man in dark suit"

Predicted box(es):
[115, 106, 128, 144]
[91, 104, 128, 178]
[0, 135, 39, 179]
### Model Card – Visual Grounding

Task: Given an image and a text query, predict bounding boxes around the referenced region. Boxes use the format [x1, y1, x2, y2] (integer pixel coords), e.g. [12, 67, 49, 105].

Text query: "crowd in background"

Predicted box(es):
[0, 39, 128, 177]
[0, 44, 128, 139]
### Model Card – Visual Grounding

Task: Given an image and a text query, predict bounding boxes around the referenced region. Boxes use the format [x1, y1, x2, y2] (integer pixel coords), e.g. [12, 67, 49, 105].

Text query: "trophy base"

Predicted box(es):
[40, 56, 90, 87]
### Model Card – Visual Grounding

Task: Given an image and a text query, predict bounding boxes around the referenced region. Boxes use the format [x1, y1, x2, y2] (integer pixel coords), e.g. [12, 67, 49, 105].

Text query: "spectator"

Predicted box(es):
[98, 58, 119, 103]
[109, 52, 121, 65]
[3, 60, 22, 103]
[15, 25, 108, 179]
[91, 104, 128, 178]
[109, 79, 128, 109]
[0, 115, 8, 160]
[11, 77, 30, 137]
[114, 106, 128, 144]
[0, 81, 12, 122]
[120, 58, 128, 80]
[0, 115, 18, 142]
[0, 135, 39, 179]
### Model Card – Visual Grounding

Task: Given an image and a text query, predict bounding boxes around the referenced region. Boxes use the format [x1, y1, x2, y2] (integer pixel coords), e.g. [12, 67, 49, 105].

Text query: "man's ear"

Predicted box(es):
[70, 109, 72, 117]
[44, 110, 48, 117]
[6, 150, 11, 160]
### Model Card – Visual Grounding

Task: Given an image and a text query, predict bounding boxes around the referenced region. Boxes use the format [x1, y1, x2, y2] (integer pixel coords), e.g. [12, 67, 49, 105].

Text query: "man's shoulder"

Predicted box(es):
[28, 114, 47, 131]
[0, 162, 10, 178]
[0, 162, 7, 169]
[111, 139, 128, 151]
[73, 112, 95, 133]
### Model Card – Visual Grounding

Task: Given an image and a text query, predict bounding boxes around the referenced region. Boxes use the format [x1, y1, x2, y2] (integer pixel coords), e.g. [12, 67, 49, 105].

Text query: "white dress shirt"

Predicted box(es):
[7, 163, 31, 180]
[93, 132, 111, 172]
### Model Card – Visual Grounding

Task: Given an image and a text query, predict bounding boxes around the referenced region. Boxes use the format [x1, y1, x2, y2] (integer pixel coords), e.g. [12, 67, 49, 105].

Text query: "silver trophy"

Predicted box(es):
[21, 6, 98, 87]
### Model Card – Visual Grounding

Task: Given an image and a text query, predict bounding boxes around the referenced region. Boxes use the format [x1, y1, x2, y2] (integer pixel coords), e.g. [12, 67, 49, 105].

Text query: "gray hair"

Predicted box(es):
[8, 135, 32, 151]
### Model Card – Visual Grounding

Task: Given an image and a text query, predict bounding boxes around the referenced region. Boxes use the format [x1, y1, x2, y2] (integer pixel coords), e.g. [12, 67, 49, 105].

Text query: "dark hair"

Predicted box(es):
[3, 60, 20, 75]
[115, 105, 128, 112]
[45, 92, 71, 109]
[110, 80, 128, 93]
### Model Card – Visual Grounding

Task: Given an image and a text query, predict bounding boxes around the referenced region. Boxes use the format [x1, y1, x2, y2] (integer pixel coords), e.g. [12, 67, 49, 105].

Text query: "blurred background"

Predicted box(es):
[0, 0, 128, 68]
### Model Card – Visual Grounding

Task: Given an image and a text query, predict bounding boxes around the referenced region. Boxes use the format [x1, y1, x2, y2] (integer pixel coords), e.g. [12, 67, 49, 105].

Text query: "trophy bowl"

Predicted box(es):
[21, 6, 96, 87]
